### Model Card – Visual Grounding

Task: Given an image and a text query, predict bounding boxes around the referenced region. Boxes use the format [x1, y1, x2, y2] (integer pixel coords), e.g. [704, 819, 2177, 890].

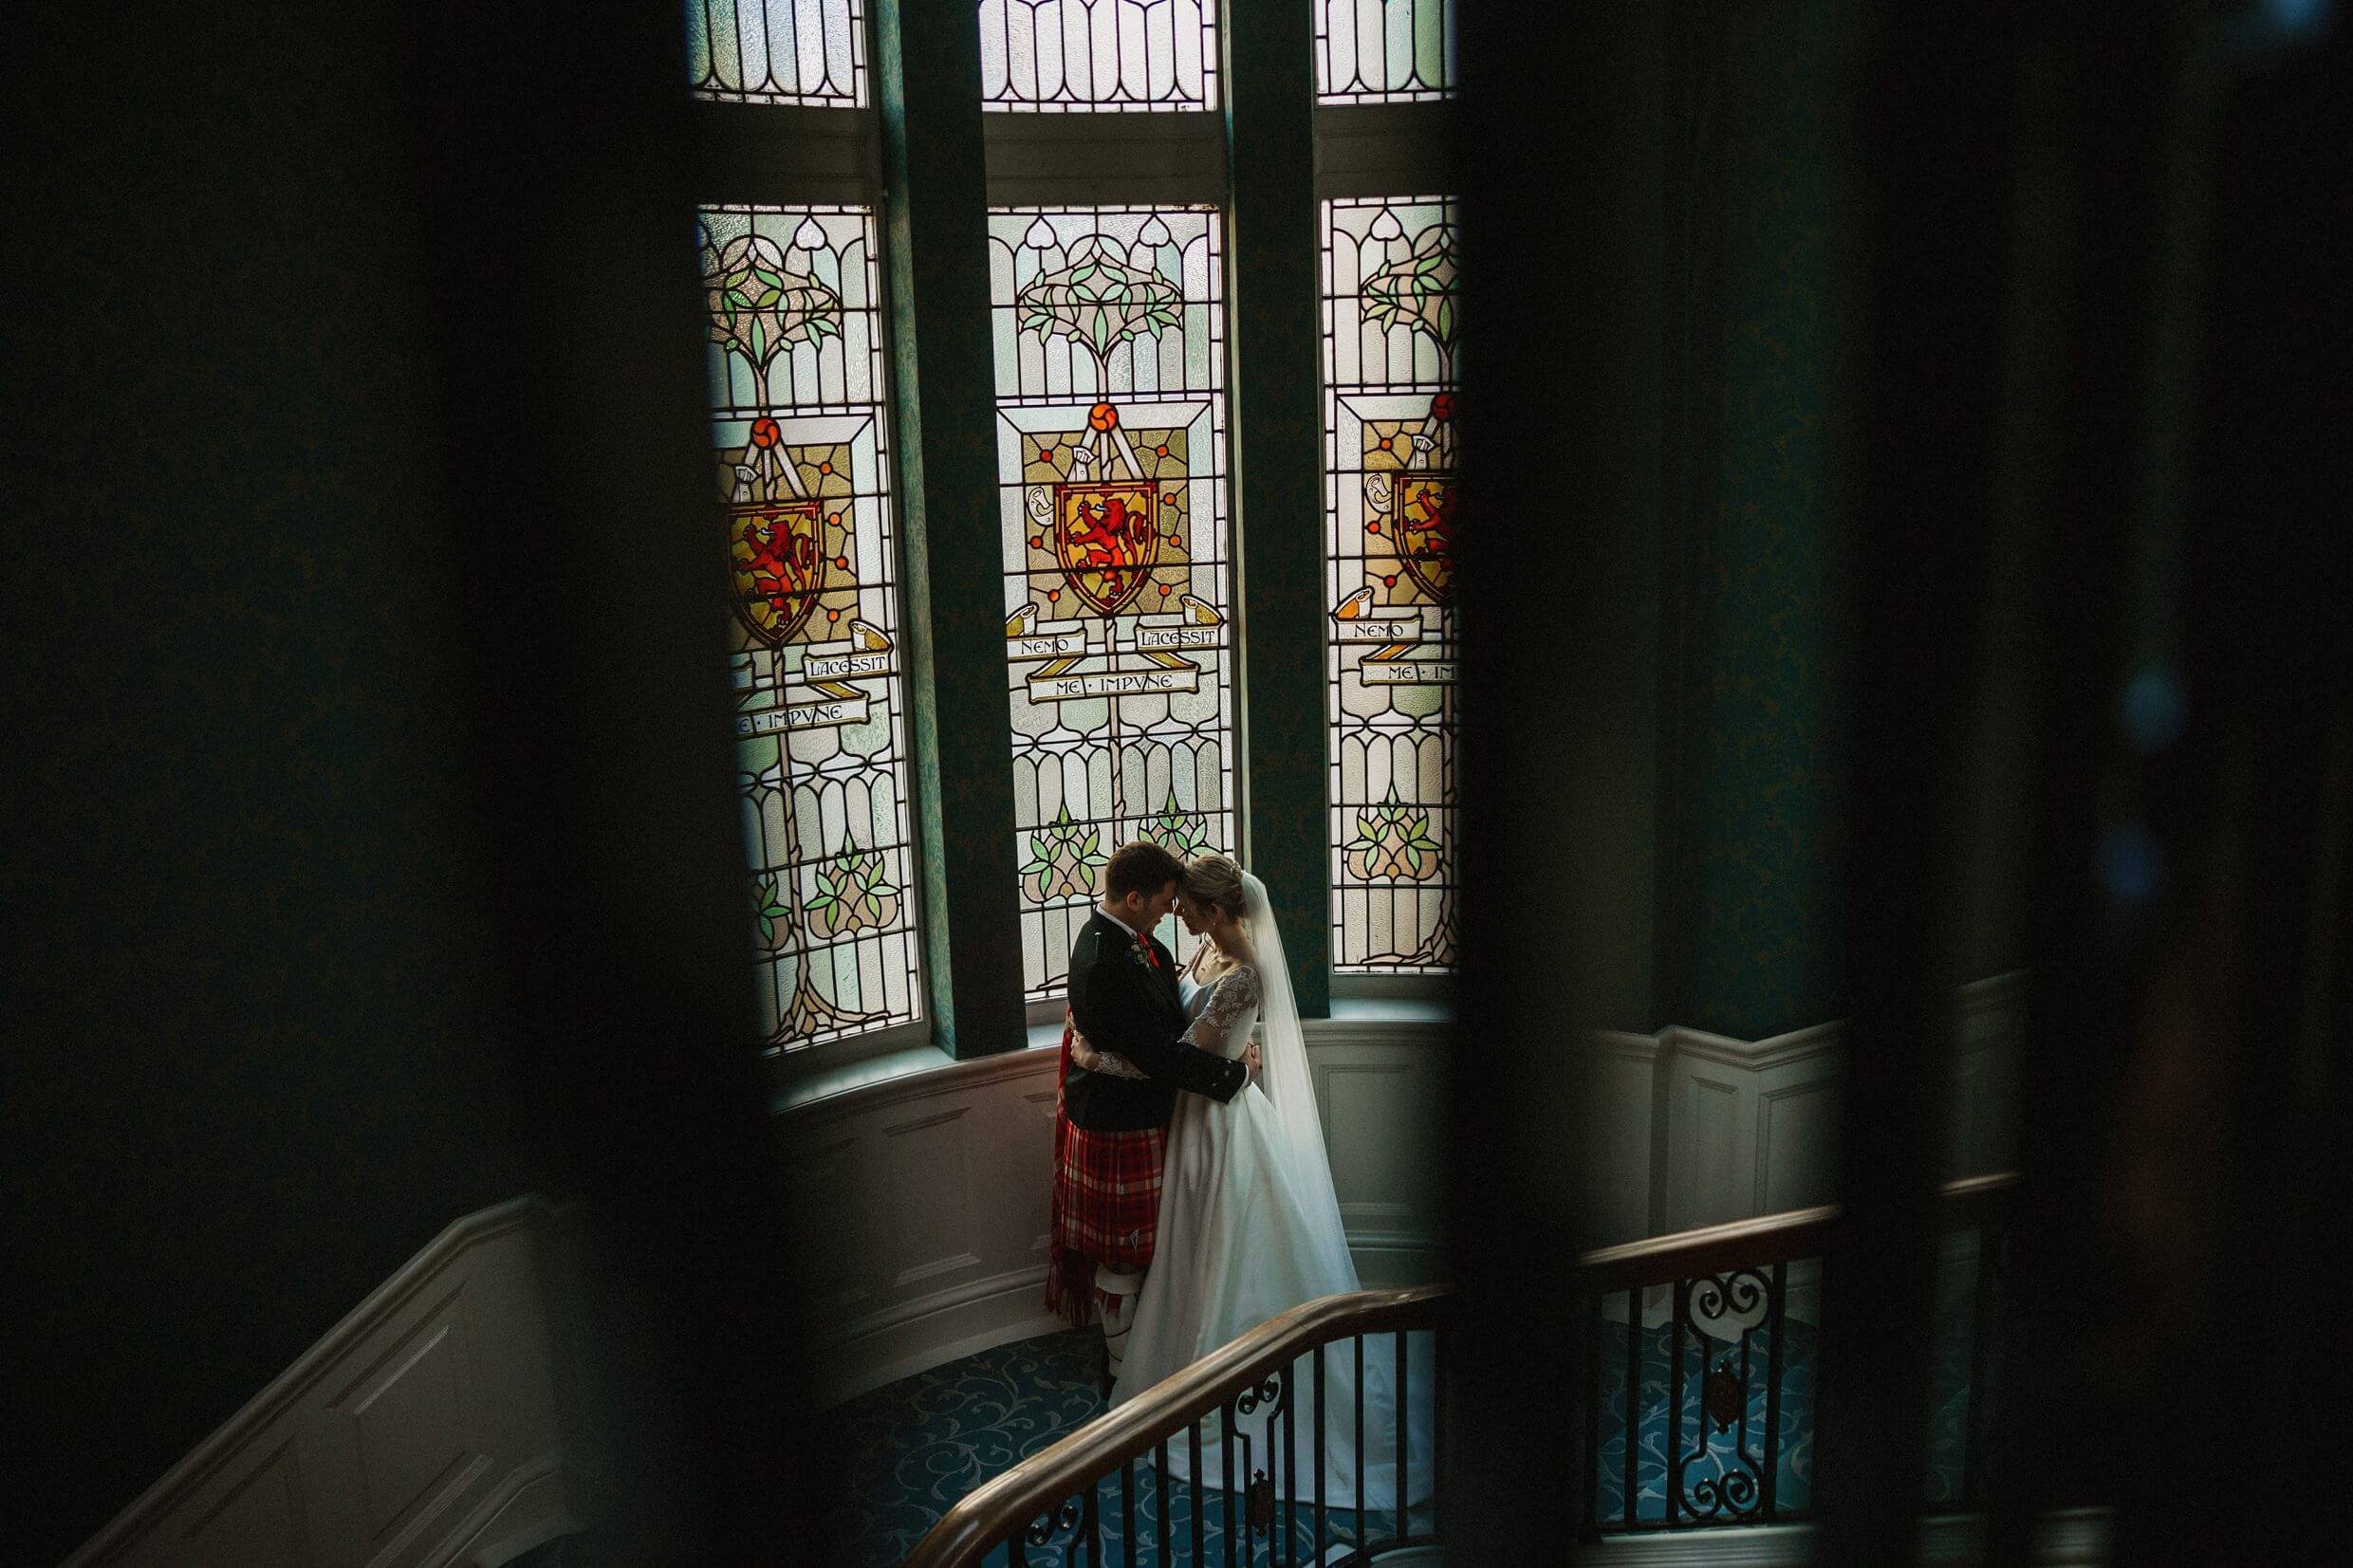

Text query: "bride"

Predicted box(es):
[1072, 852, 1431, 1513]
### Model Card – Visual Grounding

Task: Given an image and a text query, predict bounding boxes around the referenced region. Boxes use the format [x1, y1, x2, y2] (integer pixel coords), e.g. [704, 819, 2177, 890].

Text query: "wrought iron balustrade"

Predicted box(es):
[899, 1284, 1451, 1568]
[900, 1173, 2015, 1564]
[1576, 1171, 2016, 1538]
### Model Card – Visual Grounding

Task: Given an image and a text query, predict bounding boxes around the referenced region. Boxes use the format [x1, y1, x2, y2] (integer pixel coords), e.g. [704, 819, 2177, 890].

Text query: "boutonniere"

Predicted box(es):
[1129, 933, 1162, 972]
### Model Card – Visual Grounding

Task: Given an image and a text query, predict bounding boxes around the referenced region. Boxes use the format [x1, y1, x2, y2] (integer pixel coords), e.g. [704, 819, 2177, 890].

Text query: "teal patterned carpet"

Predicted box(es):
[1588, 1299, 1974, 1530]
[518, 1309, 1972, 1564]
[832, 1328, 1426, 1567]
[510, 1328, 1423, 1568]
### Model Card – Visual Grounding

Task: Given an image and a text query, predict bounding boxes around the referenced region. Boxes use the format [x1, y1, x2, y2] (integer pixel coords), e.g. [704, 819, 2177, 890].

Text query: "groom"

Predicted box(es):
[1047, 840, 1255, 1388]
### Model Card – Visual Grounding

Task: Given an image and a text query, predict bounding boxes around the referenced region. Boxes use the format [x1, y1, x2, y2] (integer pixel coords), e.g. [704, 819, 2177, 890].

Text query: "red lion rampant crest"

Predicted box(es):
[730, 499, 826, 645]
[1054, 481, 1160, 617]
[1397, 474, 1455, 605]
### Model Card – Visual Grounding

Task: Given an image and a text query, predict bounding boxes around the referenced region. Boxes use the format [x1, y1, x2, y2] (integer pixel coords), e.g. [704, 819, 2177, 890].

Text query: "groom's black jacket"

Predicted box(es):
[1063, 912, 1248, 1133]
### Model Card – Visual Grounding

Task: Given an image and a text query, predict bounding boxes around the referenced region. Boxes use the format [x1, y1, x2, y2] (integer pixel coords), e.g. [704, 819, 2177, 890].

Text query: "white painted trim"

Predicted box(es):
[67, 1198, 551, 1567]
[775, 1005, 1454, 1130]
[1662, 1019, 1845, 1074]
[438, 1455, 574, 1568]
[1578, 1508, 2108, 1566]
[1594, 1029, 1665, 1062]
[1306, 1018, 1452, 1049]
[1640, 969, 2026, 1076]
[1344, 1228, 1442, 1256]
[823, 1309, 1071, 1411]
[782, 1037, 1059, 1125]
[67, 1196, 571, 1568]
[825, 1263, 1053, 1349]
[1351, 1234, 1446, 1290]
[813, 1263, 1065, 1409]
[769, 978, 2024, 1410]
[1956, 968, 2027, 1017]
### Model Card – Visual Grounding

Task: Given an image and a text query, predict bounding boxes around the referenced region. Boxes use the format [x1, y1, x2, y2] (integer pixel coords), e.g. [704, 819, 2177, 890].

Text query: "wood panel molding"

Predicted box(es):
[67, 1197, 573, 1568]
[1663, 1018, 1846, 1072]
[77, 976, 2027, 1553]
[770, 974, 2022, 1402]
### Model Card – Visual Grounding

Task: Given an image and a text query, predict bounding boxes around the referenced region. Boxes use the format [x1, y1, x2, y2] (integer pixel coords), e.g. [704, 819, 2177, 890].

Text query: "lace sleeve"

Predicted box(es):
[1070, 1029, 1149, 1079]
[1188, 964, 1262, 1052]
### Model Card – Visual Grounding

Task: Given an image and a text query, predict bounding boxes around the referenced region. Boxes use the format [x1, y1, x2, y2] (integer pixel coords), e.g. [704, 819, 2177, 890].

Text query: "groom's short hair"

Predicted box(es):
[1103, 840, 1184, 901]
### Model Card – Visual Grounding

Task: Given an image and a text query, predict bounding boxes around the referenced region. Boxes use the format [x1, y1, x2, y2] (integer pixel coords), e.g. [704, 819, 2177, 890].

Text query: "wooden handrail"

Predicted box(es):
[900, 1283, 1453, 1568]
[1578, 1171, 2016, 1295]
[902, 1172, 2017, 1566]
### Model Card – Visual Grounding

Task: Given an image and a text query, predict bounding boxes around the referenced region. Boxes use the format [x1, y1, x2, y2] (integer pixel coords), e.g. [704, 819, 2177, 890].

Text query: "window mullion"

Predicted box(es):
[1225, 0, 1332, 1014]
[873, 0, 1030, 1058]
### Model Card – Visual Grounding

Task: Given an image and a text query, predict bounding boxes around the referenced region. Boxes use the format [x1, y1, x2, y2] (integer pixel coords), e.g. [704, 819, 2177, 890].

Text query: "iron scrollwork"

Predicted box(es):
[1689, 1268, 1769, 1333]
[1024, 1497, 1082, 1548]
[1234, 1369, 1286, 1544]
[1234, 1374, 1286, 1420]
[1674, 1268, 1775, 1524]
[1687, 1469, 1762, 1519]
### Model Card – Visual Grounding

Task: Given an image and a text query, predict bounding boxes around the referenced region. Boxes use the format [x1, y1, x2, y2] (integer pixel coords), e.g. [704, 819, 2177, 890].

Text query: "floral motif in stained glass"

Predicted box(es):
[991, 207, 1235, 995]
[1324, 195, 1459, 972]
[704, 204, 920, 1048]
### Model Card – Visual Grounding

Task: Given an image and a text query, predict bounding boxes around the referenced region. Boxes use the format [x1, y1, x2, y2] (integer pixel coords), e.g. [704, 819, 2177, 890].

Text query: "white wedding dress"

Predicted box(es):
[1109, 873, 1433, 1514]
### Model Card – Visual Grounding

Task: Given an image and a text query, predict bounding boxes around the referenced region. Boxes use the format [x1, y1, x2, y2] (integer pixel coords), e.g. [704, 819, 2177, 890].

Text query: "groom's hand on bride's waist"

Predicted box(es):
[1073, 1026, 1259, 1083]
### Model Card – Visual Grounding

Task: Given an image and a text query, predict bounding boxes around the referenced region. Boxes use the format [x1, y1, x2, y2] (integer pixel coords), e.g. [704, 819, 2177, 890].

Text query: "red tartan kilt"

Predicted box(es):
[1052, 1122, 1167, 1273]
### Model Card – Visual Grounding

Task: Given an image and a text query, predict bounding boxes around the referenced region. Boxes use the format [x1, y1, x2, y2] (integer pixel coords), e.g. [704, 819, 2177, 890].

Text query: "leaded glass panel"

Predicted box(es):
[690, 0, 866, 106]
[704, 204, 920, 1049]
[1324, 195, 1457, 972]
[991, 207, 1235, 995]
[979, 0, 1220, 112]
[1314, 0, 1455, 103]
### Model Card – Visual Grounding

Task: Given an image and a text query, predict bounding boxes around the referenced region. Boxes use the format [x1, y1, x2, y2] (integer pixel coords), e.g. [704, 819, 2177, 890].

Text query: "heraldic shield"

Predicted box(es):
[1396, 473, 1456, 605]
[730, 498, 828, 645]
[1055, 479, 1160, 617]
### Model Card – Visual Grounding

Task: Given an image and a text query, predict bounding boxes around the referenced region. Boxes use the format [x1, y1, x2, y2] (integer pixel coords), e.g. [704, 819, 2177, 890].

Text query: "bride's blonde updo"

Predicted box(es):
[1181, 852, 1249, 923]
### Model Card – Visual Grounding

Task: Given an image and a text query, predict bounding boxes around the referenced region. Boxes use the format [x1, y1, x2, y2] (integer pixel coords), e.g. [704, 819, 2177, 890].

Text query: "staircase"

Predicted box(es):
[900, 1174, 2079, 1566]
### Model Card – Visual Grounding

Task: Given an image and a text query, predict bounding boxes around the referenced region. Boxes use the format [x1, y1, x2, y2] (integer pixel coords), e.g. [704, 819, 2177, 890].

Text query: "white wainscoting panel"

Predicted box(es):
[1659, 1021, 1844, 1233]
[1307, 1011, 1448, 1287]
[783, 1012, 1457, 1408]
[1646, 974, 2024, 1236]
[1582, 1506, 2109, 1565]
[69, 1197, 575, 1568]
[1949, 973, 2024, 1177]
[1584, 1033, 1662, 1246]
[81, 977, 2026, 1554]
[787, 1046, 1068, 1409]
[779, 976, 2024, 1403]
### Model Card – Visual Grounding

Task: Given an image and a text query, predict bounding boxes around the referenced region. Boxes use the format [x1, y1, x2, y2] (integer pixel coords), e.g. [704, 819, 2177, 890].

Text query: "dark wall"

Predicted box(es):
[1657, 0, 1868, 1040]
[1, 9, 540, 1558]
[0, 0, 2019, 1549]
[5, 5, 814, 1559]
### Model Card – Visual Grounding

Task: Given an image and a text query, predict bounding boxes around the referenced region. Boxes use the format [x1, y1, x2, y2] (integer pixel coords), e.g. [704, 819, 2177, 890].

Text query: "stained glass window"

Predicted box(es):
[1314, 0, 1455, 103]
[979, 0, 1220, 112]
[991, 207, 1235, 996]
[705, 204, 920, 1050]
[1324, 195, 1458, 973]
[689, 0, 867, 106]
